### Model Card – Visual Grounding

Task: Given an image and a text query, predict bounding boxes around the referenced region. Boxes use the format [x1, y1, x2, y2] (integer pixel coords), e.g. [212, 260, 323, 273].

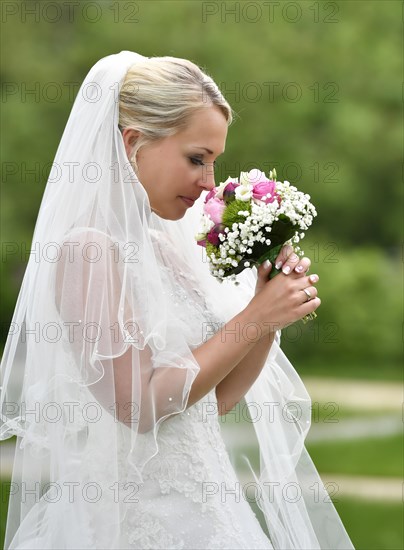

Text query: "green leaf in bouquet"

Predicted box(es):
[263, 216, 296, 249]
[206, 241, 219, 260]
[222, 199, 252, 228]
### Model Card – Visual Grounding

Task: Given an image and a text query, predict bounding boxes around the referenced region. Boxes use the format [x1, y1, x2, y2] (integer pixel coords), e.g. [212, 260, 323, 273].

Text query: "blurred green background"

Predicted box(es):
[1, 1, 402, 549]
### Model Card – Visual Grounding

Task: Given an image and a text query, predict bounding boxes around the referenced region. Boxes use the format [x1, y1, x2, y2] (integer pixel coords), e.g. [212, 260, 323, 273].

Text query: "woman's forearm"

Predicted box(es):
[187, 306, 268, 408]
[112, 304, 272, 432]
[214, 331, 275, 415]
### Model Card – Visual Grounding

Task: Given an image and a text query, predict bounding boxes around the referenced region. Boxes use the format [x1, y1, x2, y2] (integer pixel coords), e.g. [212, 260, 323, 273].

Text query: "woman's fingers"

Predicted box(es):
[292, 256, 311, 275]
[281, 255, 299, 274]
[257, 259, 272, 277]
[252, 266, 322, 330]
[299, 285, 318, 304]
[255, 259, 272, 294]
[298, 275, 321, 316]
[300, 296, 321, 318]
[274, 245, 294, 270]
[275, 245, 312, 276]
[282, 252, 311, 275]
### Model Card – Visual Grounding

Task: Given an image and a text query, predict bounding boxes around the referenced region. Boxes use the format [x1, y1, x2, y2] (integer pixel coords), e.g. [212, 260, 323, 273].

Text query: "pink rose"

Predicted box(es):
[252, 179, 280, 204]
[203, 197, 225, 224]
[204, 188, 216, 204]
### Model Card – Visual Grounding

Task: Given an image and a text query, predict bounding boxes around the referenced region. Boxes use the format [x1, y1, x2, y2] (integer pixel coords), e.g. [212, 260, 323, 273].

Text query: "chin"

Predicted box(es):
[152, 207, 185, 221]
[168, 212, 186, 221]
[151, 198, 189, 221]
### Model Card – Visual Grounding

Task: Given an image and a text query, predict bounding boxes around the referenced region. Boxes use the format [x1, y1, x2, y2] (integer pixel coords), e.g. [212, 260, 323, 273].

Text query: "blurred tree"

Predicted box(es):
[1, 0, 401, 374]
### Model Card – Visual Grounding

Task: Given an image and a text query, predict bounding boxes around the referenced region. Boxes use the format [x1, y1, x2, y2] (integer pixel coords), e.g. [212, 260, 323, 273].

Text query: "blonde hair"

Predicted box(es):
[118, 56, 234, 173]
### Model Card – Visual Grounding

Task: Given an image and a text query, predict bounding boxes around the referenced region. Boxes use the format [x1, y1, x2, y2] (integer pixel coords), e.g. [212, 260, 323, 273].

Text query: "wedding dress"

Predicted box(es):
[117, 390, 274, 550]
[113, 229, 274, 550]
[0, 51, 354, 549]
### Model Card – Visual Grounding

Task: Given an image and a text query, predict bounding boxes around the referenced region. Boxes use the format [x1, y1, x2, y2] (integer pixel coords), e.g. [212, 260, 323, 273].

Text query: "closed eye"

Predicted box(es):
[190, 157, 217, 168]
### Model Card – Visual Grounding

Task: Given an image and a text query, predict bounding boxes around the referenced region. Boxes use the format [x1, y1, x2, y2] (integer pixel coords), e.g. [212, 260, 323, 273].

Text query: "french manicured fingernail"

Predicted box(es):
[263, 260, 271, 269]
[275, 261, 282, 270]
[282, 265, 291, 274]
[295, 265, 304, 273]
[309, 274, 319, 283]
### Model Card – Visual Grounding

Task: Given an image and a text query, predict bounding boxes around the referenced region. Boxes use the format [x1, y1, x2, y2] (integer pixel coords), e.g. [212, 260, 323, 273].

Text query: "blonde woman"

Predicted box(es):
[1, 51, 353, 549]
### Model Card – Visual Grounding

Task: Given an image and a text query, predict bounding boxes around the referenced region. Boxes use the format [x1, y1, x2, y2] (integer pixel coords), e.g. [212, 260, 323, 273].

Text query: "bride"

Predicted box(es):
[0, 51, 353, 549]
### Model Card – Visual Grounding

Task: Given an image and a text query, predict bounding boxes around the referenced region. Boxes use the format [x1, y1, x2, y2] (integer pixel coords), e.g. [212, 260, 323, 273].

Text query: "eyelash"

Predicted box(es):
[190, 157, 217, 168]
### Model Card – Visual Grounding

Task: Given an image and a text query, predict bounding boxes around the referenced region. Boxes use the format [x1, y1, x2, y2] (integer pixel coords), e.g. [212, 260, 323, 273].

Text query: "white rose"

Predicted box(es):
[197, 216, 215, 238]
[195, 213, 215, 240]
[235, 185, 252, 201]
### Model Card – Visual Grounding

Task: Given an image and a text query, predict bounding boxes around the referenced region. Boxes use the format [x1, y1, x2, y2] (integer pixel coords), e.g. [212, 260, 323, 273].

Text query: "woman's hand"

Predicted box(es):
[255, 244, 312, 295]
[251, 244, 321, 333]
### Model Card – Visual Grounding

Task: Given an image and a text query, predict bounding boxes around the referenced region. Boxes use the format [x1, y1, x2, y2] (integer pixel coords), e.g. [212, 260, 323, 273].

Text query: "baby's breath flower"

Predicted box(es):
[195, 167, 317, 282]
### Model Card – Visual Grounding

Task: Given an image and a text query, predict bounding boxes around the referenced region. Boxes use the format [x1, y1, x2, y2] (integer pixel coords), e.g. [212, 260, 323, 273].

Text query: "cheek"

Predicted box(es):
[142, 155, 193, 202]
[137, 153, 163, 191]
[165, 159, 193, 189]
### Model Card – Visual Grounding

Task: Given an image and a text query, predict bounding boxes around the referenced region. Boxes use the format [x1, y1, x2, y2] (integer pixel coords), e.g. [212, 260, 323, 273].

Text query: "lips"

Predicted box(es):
[180, 196, 196, 206]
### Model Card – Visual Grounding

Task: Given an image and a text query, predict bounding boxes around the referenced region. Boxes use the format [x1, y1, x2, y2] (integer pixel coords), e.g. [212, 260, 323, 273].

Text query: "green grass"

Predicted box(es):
[306, 434, 402, 478]
[1, 481, 10, 548]
[297, 361, 402, 382]
[309, 404, 397, 423]
[330, 498, 403, 550]
[251, 497, 403, 550]
[235, 433, 402, 478]
[219, 401, 399, 426]
[248, 494, 403, 550]
[227, 428, 403, 549]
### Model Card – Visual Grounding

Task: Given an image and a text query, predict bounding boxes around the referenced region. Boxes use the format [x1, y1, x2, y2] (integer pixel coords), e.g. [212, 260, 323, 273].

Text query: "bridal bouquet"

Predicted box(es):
[195, 168, 317, 321]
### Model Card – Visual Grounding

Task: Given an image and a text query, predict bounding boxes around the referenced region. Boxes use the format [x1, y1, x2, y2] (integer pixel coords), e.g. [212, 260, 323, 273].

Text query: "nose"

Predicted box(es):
[199, 165, 215, 191]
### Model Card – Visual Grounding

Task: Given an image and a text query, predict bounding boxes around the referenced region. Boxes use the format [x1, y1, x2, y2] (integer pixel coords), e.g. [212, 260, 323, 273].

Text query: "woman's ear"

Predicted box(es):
[121, 128, 141, 159]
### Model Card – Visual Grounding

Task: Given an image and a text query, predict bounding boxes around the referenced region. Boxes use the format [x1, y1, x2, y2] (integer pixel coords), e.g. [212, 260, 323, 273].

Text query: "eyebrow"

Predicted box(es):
[193, 146, 225, 156]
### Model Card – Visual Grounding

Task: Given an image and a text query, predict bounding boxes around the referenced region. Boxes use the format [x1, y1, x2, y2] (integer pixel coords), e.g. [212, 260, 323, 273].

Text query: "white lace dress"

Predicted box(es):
[118, 231, 274, 550]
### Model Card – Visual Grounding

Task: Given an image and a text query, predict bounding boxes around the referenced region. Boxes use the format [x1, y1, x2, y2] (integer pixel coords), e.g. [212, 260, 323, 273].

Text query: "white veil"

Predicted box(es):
[0, 51, 354, 549]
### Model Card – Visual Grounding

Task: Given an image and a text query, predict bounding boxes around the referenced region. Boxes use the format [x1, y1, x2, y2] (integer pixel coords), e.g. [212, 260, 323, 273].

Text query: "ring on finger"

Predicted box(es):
[302, 288, 312, 302]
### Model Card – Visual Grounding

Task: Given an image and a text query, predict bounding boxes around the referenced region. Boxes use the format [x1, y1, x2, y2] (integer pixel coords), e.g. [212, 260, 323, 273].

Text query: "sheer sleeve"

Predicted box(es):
[55, 228, 196, 436]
